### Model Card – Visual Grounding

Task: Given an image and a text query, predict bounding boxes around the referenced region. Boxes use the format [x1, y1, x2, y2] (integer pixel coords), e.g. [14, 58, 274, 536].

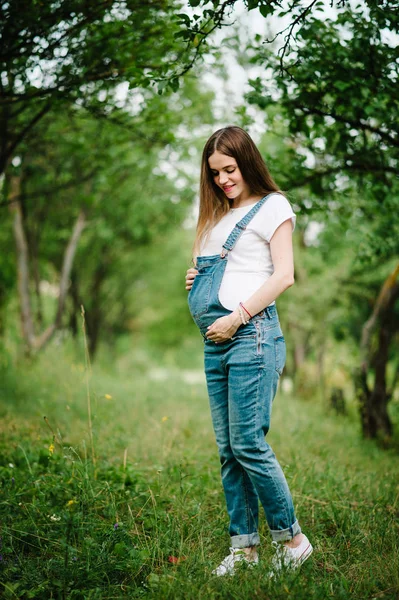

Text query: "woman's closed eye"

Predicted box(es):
[212, 169, 236, 176]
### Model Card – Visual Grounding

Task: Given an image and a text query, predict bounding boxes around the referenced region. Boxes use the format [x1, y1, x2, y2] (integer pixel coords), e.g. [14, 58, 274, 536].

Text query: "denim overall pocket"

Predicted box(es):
[188, 272, 214, 320]
[274, 335, 286, 375]
[252, 317, 286, 373]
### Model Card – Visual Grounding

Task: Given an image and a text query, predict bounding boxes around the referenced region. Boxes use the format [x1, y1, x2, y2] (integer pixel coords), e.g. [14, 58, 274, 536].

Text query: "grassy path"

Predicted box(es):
[0, 343, 398, 599]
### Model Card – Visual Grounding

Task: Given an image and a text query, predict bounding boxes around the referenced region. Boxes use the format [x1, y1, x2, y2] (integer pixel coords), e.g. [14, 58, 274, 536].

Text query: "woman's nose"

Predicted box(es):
[219, 173, 229, 185]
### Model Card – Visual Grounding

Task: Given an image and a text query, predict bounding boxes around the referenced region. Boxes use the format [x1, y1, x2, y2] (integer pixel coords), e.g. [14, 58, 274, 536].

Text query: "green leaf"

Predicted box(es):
[176, 13, 191, 27]
[259, 5, 272, 18]
[174, 30, 192, 40]
[169, 78, 180, 92]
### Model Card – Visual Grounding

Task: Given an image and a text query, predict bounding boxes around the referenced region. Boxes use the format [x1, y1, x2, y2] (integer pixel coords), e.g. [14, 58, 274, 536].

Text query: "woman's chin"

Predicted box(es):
[226, 189, 240, 199]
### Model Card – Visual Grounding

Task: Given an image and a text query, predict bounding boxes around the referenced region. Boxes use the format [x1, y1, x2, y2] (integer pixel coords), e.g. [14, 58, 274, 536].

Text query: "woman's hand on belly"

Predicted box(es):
[205, 314, 241, 343]
[185, 267, 198, 291]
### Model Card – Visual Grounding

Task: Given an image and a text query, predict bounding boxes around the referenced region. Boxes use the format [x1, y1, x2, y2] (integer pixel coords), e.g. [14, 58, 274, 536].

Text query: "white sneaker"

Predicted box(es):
[212, 547, 259, 576]
[268, 534, 313, 577]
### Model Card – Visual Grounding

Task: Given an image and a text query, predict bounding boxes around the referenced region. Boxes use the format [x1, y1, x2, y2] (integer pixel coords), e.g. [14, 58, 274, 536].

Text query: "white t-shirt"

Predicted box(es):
[199, 193, 296, 311]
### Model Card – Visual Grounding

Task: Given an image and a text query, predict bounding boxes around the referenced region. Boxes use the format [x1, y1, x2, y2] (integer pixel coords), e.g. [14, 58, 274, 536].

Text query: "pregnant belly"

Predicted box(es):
[218, 272, 272, 311]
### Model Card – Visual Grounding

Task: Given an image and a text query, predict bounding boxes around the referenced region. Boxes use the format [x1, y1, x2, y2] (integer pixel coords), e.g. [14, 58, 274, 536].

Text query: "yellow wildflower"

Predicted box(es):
[161, 416, 168, 422]
[105, 394, 112, 400]
[48, 443, 55, 455]
[66, 499, 76, 507]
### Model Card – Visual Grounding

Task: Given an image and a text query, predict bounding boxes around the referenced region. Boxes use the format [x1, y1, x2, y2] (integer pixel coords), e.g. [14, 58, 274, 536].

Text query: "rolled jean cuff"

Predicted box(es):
[230, 532, 260, 548]
[270, 519, 301, 542]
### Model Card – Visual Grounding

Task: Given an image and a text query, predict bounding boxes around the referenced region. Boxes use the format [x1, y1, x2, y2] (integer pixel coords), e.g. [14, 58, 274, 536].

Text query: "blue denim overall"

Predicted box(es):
[188, 194, 301, 546]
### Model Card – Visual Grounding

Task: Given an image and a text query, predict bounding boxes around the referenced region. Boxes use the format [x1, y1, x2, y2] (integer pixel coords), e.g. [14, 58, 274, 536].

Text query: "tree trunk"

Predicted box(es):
[34, 210, 86, 350]
[27, 218, 44, 328]
[367, 318, 393, 438]
[8, 172, 36, 351]
[8, 164, 86, 354]
[68, 273, 80, 338]
[84, 259, 108, 359]
[356, 266, 399, 440]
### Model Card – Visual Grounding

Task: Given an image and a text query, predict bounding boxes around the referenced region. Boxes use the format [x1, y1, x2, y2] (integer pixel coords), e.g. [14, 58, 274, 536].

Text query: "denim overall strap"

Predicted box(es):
[220, 192, 275, 258]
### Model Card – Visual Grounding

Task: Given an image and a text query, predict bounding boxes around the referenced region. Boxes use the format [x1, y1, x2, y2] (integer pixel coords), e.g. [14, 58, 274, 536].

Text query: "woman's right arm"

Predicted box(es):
[185, 267, 198, 291]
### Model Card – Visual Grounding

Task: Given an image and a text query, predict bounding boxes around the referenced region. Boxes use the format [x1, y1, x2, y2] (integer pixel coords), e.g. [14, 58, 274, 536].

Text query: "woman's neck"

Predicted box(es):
[230, 194, 263, 209]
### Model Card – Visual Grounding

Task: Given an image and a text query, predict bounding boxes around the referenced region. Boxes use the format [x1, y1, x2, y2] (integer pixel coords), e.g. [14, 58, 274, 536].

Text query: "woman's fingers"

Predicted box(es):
[185, 268, 198, 290]
[206, 327, 223, 342]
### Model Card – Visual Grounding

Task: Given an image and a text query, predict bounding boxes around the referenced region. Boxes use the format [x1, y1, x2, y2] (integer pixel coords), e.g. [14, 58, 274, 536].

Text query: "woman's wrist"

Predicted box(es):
[231, 309, 244, 328]
[239, 302, 252, 319]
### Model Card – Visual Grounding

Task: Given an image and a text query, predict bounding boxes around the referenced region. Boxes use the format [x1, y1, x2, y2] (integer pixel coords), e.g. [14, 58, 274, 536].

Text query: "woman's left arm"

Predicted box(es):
[205, 219, 294, 341]
[239, 219, 295, 318]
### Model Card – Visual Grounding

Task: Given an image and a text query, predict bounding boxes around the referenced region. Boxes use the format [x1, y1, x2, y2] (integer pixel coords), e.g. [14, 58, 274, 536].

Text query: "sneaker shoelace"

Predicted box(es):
[272, 538, 311, 568]
[213, 547, 256, 576]
[272, 541, 297, 566]
[219, 547, 245, 569]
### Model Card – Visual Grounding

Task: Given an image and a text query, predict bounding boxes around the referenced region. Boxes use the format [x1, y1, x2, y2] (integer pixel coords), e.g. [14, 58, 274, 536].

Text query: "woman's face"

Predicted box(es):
[208, 151, 251, 200]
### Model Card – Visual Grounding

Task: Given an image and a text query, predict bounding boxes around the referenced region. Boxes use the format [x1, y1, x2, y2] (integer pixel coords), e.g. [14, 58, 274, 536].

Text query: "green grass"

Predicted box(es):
[0, 337, 398, 599]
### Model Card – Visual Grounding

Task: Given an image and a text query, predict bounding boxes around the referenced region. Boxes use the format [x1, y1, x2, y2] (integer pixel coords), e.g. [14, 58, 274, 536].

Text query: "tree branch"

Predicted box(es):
[4, 101, 52, 168]
[35, 210, 87, 350]
[296, 104, 399, 148]
[277, 0, 319, 72]
[285, 162, 399, 190]
[0, 168, 97, 209]
[170, 0, 236, 81]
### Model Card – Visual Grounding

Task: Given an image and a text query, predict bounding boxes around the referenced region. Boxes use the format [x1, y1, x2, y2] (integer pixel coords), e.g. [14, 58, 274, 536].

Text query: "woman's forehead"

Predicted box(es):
[208, 151, 237, 170]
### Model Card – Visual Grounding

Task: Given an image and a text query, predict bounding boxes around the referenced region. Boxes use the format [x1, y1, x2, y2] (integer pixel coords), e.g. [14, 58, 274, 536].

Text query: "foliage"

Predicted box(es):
[0, 72, 215, 354]
[0, 0, 200, 173]
[244, 2, 399, 261]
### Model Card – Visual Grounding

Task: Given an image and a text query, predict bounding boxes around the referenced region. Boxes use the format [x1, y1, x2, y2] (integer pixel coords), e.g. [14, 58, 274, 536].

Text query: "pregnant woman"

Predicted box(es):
[186, 126, 313, 577]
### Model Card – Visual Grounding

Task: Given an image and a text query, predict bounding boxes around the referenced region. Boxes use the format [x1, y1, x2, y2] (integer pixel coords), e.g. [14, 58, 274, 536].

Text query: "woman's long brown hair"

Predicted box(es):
[192, 126, 284, 263]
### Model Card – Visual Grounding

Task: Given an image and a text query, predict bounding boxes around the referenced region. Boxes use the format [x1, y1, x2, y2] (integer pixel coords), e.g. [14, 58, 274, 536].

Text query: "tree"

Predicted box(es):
[1, 73, 215, 356]
[242, 2, 399, 439]
[0, 0, 196, 176]
[0, 0, 218, 354]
